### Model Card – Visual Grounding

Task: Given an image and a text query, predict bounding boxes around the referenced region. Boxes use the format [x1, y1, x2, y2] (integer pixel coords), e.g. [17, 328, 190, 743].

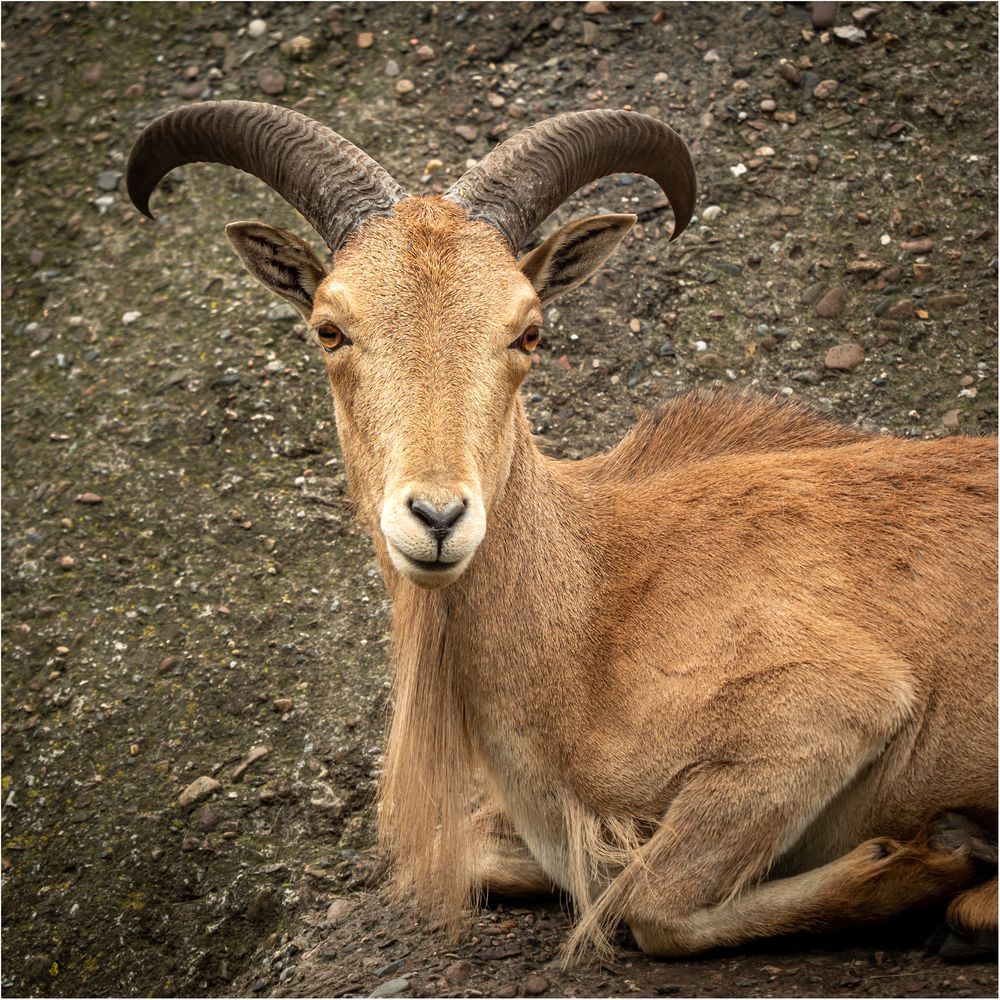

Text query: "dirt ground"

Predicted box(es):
[1, 2, 997, 998]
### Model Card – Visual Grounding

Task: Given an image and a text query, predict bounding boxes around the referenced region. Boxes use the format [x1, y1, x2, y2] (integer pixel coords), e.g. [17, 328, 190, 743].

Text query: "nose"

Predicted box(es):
[408, 497, 467, 541]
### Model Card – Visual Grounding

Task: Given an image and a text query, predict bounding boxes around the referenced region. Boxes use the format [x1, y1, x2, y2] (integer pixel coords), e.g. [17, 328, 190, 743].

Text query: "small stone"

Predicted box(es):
[885, 299, 915, 320]
[357, 32, 374, 49]
[370, 978, 409, 998]
[701, 204, 723, 222]
[178, 775, 221, 809]
[814, 286, 846, 318]
[454, 124, 479, 143]
[415, 44, 435, 62]
[384, 60, 400, 77]
[583, 0, 609, 13]
[96, 170, 121, 192]
[760, 98, 776, 112]
[75, 492, 103, 505]
[791, 369, 822, 385]
[122, 310, 142, 325]
[158, 656, 178, 674]
[773, 110, 798, 124]
[582, 20, 599, 45]
[273, 697, 294, 713]
[824, 343, 865, 372]
[282, 35, 315, 60]
[495, 987, 519, 999]
[29, 249, 44, 266]
[232, 745, 270, 781]
[912, 262, 935, 281]
[424, 158, 444, 175]
[257, 69, 286, 96]
[191, 804, 220, 831]
[247, 19, 267, 39]
[59, 555, 76, 570]
[628, 318, 642, 334]
[325, 898, 352, 926]
[777, 62, 802, 86]
[703, 49, 720, 64]
[925, 293, 968, 311]
[395, 79, 415, 96]
[853, 6, 881, 23]
[942, 409, 961, 433]
[833, 24, 867, 44]
[487, 92, 506, 109]
[901, 238, 934, 254]
[524, 974, 550, 996]
[806, 153, 819, 173]
[813, 79, 839, 100]
[696, 352, 723, 369]
[443, 961, 473, 985]
[266, 302, 298, 322]
[959, 375, 975, 387]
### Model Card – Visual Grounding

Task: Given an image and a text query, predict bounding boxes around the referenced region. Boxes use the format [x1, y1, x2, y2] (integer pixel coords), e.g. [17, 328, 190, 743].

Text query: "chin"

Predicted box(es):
[387, 544, 475, 590]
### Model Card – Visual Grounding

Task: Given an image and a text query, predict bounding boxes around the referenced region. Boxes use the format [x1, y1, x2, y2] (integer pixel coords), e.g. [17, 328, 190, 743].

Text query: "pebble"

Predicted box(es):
[760, 98, 776, 112]
[454, 124, 479, 143]
[833, 24, 867, 44]
[773, 110, 798, 124]
[232, 745, 270, 781]
[583, 20, 599, 45]
[524, 974, 550, 996]
[813, 79, 839, 100]
[282, 36, 315, 60]
[443, 960, 472, 985]
[266, 302, 298, 322]
[778, 61, 802, 86]
[190, 804, 220, 831]
[370, 978, 409, 998]
[824, 343, 865, 372]
[178, 775, 221, 809]
[701, 204, 723, 222]
[96, 170, 121, 192]
[703, 49, 720, 63]
[325, 898, 352, 926]
[791, 369, 822, 385]
[357, 32, 374, 49]
[814, 285, 846, 318]
[415, 44, 435, 62]
[75, 492, 103, 505]
[384, 60, 399, 77]
[273, 697, 294, 713]
[495, 986, 519, 999]
[901, 238, 934, 254]
[912, 262, 934, 281]
[942, 409, 961, 433]
[583, 0, 609, 13]
[696, 352, 723, 369]
[925, 293, 968, 310]
[59, 555, 76, 570]
[885, 299, 915, 320]
[257, 69, 286, 96]
[628, 318, 642, 334]
[122, 310, 142, 325]
[247, 19, 267, 39]
[395, 79, 415, 96]
[487, 92, 506, 109]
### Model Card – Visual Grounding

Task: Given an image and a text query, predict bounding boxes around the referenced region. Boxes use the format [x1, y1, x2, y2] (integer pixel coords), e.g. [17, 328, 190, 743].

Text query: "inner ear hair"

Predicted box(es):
[225, 221, 329, 319]
[518, 213, 637, 306]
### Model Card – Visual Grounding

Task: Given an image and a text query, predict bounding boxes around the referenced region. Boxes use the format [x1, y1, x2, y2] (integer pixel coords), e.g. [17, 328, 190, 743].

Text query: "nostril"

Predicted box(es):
[408, 498, 467, 536]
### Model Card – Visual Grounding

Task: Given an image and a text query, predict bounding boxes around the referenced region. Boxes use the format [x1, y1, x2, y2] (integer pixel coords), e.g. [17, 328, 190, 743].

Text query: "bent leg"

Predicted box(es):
[468, 802, 555, 898]
[631, 817, 980, 956]
[939, 877, 998, 960]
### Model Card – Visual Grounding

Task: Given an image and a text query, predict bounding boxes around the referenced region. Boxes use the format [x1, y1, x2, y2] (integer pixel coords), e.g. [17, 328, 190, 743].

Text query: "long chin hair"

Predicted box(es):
[378, 584, 477, 936]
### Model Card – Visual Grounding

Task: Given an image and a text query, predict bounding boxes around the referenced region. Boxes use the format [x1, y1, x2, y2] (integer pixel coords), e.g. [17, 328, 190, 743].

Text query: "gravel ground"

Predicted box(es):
[1, 2, 996, 998]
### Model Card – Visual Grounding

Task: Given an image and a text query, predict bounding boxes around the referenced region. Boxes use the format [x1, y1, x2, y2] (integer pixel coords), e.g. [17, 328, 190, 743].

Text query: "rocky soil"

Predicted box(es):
[2, 2, 996, 998]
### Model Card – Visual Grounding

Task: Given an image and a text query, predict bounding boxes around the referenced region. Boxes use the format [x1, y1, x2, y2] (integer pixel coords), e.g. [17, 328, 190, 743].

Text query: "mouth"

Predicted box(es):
[403, 554, 460, 573]
[385, 541, 471, 588]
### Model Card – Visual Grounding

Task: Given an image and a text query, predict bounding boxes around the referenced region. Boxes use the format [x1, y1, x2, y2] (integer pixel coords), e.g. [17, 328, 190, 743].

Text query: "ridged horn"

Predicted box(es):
[444, 110, 696, 252]
[126, 100, 404, 254]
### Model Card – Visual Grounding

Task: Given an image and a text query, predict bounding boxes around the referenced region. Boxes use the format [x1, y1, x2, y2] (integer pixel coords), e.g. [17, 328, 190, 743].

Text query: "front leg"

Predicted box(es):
[468, 800, 556, 899]
[567, 654, 919, 958]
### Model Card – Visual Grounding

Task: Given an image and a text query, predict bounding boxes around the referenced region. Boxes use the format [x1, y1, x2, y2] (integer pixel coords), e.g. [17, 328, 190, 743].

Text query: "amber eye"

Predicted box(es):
[315, 324, 350, 353]
[511, 325, 541, 354]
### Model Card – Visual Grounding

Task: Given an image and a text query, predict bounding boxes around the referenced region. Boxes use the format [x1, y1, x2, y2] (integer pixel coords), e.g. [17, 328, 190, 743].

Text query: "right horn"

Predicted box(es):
[126, 100, 404, 255]
[443, 110, 696, 253]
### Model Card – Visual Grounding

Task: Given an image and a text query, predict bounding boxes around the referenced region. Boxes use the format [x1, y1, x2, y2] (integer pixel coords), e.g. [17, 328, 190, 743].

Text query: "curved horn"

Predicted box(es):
[126, 100, 404, 254]
[444, 110, 696, 252]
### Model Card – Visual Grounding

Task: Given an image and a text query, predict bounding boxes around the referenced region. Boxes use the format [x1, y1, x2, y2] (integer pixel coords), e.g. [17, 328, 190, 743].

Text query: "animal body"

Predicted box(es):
[127, 102, 997, 960]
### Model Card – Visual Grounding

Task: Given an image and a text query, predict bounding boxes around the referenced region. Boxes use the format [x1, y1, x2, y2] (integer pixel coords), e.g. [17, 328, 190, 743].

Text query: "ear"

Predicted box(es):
[518, 213, 636, 306]
[225, 221, 329, 319]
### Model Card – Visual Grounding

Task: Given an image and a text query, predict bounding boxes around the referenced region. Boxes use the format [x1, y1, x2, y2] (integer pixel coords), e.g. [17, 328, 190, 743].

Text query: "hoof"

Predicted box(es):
[937, 925, 998, 963]
[928, 813, 998, 865]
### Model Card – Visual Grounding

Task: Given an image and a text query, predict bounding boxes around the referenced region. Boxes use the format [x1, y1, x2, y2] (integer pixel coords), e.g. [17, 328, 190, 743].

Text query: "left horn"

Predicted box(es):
[443, 110, 696, 252]
[126, 100, 404, 254]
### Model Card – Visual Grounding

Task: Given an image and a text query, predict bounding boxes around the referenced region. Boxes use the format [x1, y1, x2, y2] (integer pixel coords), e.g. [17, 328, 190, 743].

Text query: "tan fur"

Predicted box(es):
[229, 195, 997, 958]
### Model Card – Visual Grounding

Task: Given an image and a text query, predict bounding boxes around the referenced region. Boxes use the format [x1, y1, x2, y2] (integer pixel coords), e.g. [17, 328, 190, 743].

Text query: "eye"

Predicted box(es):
[315, 323, 351, 353]
[510, 324, 541, 354]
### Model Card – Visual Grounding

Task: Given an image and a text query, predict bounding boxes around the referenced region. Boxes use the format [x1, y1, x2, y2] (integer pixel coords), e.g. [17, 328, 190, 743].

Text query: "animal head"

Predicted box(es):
[127, 102, 695, 589]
